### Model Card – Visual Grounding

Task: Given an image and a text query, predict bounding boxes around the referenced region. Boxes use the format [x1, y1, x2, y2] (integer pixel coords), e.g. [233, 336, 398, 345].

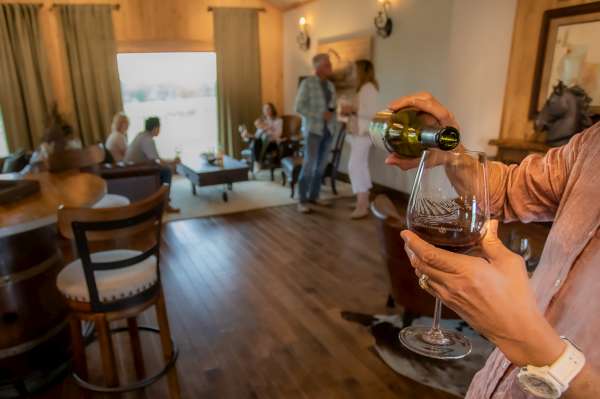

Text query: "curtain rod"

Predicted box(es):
[1, 3, 44, 7]
[49, 3, 120, 10]
[207, 6, 266, 12]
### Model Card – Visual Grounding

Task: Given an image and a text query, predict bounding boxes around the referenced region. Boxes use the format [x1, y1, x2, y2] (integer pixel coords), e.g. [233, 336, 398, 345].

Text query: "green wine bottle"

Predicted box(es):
[369, 108, 460, 157]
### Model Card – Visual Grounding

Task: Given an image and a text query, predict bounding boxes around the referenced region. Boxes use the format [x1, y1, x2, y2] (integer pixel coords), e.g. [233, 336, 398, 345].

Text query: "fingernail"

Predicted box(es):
[405, 246, 415, 261]
[400, 231, 409, 242]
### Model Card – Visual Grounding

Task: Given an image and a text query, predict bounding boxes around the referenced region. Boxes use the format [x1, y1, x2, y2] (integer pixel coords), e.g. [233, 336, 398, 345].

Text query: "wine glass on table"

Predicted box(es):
[400, 149, 490, 360]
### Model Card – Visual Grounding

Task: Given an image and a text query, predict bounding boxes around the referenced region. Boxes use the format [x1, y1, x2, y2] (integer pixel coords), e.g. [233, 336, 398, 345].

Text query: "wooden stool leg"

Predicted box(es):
[69, 316, 88, 381]
[155, 289, 181, 399]
[127, 317, 146, 379]
[95, 315, 119, 387]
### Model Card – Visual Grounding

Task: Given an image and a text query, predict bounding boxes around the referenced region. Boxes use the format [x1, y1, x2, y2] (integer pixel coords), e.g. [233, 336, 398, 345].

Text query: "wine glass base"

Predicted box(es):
[399, 326, 472, 360]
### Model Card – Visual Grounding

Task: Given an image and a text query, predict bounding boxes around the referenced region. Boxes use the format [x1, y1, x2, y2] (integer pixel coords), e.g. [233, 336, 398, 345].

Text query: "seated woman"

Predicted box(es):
[240, 102, 283, 172]
[105, 112, 129, 162]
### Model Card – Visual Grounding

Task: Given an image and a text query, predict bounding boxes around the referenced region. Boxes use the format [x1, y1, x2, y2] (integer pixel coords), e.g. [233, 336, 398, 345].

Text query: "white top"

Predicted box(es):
[353, 82, 379, 136]
[256, 117, 283, 141]
[105, 131, 128, 162]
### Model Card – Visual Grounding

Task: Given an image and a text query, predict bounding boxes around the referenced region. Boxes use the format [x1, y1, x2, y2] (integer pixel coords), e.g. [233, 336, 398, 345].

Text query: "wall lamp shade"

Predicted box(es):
[374, 1, 393, 38]
[297, 17, 310, 51]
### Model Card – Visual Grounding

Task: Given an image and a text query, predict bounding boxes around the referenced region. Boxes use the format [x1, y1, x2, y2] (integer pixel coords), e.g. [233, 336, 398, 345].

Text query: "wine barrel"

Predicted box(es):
[0, 226, 70, 396]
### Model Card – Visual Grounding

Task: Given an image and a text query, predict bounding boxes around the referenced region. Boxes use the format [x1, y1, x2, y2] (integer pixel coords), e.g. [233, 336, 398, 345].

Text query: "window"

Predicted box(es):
[0, 109, 8, 157]
[117, 52, 218, 158]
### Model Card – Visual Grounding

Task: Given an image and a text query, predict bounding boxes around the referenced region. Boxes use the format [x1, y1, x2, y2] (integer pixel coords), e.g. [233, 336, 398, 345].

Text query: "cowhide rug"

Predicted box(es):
[341, 311, 495, 397]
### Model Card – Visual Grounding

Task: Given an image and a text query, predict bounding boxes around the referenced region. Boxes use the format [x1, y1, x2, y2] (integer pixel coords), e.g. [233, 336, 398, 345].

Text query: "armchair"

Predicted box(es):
[241, 115, 302, 180]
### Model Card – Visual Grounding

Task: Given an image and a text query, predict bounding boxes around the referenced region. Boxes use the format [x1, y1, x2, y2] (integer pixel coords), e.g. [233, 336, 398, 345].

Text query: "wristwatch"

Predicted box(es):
[517, 337, 585, 398]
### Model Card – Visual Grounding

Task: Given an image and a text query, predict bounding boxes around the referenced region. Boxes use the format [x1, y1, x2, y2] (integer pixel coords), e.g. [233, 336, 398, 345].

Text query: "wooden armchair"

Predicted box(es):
[241, 115, 302, 180]
[371, 194, 459, 326]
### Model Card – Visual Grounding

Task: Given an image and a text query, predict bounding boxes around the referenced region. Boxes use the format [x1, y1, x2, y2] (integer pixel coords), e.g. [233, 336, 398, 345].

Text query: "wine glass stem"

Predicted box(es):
[421, 298, 452, 346]
[432, 297, 442, 332]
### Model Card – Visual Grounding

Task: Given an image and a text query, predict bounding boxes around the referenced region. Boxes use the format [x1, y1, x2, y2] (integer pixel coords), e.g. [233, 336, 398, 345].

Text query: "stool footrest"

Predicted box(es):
[73, 325, 178, 393]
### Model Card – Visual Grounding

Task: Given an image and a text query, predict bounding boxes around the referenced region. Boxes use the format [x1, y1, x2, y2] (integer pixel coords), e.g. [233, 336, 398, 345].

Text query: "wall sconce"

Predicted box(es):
[374, 0, 393, 38]
[297, 17, 311, 51]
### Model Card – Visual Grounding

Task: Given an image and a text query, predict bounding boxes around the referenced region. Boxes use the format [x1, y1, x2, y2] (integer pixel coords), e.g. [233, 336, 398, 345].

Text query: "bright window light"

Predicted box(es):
[117, 52, 218, 158]
[0, 109, 8, 157]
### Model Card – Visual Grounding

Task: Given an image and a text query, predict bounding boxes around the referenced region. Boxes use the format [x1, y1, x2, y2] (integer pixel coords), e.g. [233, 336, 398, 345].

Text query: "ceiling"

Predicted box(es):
[266, 0, 315, 11]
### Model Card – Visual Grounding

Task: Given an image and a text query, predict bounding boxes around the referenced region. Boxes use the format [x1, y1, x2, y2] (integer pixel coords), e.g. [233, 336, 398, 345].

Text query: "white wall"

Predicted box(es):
[283, 0, 516, 193]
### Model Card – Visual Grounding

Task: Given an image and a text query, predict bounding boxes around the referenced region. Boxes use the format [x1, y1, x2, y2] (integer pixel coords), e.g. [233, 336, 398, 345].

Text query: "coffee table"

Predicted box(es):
[176, 155, 249, 202]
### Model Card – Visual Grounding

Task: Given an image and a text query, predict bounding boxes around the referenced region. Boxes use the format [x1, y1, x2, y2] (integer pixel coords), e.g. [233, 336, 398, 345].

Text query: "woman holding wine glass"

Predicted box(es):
[385, 92, 599, 399]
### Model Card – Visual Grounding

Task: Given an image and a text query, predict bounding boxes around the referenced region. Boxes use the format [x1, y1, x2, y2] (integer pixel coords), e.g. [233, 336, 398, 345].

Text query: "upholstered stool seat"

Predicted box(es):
[280, 156, 304, 198]
[92, 193, 131, 209]
[57, 250, 157, 303]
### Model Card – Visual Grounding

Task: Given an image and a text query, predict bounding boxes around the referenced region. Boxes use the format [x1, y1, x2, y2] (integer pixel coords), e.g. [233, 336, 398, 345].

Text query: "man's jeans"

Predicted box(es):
[298, 132, 333, 203]
[159, 165, 172, 186]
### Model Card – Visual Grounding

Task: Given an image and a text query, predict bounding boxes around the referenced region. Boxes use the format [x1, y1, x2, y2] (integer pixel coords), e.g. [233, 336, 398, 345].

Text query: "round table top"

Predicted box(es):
[0, 171, 106, 238]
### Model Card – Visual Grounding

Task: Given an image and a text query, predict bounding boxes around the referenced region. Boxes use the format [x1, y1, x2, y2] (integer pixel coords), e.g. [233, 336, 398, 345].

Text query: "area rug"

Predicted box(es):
[342, 311, 494, 398]
[165, 170, 354, 222]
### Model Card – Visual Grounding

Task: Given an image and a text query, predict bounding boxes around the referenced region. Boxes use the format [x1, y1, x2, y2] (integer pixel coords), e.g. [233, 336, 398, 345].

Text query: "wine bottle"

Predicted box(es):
[369, 108, 460, 157]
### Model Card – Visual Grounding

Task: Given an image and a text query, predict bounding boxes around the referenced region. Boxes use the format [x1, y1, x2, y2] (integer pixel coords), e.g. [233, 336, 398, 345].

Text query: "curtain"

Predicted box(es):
[213, 8, 262, 158]
[0, 4, 53, 152]
[57, 5, 122, 146]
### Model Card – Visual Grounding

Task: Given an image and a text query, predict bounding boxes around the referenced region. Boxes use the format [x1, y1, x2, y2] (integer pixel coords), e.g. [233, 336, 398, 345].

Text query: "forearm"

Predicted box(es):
[494, 310, 565, 368]
[499, 314, 597, 398]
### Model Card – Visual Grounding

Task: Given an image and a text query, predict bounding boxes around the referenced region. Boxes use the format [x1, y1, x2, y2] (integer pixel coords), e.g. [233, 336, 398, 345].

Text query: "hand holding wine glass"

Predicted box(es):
[401, 219, 566, 367]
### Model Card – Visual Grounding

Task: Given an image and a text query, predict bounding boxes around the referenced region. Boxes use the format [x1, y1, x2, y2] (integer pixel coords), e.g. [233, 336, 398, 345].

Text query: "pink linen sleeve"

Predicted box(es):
[488, 128, 590, 223]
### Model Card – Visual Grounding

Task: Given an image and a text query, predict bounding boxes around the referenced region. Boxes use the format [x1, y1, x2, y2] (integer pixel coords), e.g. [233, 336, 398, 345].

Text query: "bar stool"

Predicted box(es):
[55, 185, 180, 396]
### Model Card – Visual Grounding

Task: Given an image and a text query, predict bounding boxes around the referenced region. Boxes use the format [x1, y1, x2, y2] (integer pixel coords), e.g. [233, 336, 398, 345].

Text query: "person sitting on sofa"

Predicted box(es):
[29, 106, 82, 171]
[239, 102, 283, 172]
[105, 112, 130, 162]
[124, 116, 180, 213]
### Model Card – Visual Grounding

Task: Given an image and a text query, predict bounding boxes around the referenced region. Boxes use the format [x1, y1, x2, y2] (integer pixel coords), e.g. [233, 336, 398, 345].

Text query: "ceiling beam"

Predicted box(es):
[282, 0, 317, 12]
[263, 0, 317, 12]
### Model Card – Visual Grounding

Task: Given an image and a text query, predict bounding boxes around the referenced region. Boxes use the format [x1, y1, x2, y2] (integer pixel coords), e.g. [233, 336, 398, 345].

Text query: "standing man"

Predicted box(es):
[124, 116, 180, 213]
[294, 53, 338, 213]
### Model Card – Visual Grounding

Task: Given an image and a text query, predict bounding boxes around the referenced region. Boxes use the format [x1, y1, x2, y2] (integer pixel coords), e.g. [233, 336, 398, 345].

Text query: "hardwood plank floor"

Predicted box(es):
[33, 199, 460, 399]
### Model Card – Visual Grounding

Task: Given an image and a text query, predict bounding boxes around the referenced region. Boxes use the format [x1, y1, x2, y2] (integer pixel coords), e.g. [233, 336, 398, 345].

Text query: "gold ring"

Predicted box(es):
[418, 274, 430, 290]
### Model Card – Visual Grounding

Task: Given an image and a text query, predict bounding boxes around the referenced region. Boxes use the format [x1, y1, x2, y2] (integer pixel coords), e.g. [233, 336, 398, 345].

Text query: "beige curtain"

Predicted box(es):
[57, 4, 122, 145]
[213, 8, 262, 157]
[0, 4, 53, 151]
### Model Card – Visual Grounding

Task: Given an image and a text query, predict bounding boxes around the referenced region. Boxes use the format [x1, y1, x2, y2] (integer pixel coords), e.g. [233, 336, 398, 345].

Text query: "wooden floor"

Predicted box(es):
[34, 199, 460, 399]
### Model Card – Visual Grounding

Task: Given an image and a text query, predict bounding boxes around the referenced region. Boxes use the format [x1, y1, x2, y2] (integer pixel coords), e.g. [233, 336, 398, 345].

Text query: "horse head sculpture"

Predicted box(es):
[535, 81, 593, 146]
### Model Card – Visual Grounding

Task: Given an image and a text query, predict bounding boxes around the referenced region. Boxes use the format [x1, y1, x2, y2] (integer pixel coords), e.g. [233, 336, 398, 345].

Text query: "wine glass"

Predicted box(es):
[400, 149, 489, 360]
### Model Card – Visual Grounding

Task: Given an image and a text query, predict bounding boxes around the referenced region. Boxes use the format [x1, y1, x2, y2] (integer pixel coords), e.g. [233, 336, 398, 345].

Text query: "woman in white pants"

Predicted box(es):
[345, 60, 379, 219]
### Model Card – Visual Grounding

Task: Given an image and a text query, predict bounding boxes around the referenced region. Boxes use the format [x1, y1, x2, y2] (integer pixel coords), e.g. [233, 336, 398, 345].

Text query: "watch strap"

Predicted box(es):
[548, 337, 586, 390]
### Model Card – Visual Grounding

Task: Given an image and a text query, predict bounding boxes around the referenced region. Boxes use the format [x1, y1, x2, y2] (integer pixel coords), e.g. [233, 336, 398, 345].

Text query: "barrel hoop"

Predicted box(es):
[0, 318, 68, 359]
[0, 251, 61, 288]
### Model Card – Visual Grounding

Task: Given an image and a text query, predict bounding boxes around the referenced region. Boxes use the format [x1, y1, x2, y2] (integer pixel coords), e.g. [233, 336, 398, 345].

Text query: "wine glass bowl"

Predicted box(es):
[399, 149, 489, 360]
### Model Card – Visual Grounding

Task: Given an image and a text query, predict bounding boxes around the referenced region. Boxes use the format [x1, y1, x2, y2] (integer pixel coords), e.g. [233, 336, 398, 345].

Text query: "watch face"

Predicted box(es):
[519, 374, 560, 398]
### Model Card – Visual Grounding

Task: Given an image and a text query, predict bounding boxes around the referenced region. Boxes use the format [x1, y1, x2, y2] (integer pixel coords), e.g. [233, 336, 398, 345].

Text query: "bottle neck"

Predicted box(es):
[420, 126, 460, 150]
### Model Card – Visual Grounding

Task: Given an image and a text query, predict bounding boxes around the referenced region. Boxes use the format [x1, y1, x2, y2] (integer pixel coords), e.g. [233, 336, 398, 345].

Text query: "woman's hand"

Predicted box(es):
[385, 92, 461, 170]
[401, 220, 565, 367]
[255, 118, 267, 129]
